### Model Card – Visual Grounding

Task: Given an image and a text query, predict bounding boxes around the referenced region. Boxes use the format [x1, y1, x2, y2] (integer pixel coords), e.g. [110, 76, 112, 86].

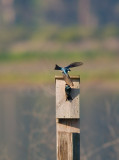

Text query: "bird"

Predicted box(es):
[65, 84, 72, 101]
[54, 62, 83, 86]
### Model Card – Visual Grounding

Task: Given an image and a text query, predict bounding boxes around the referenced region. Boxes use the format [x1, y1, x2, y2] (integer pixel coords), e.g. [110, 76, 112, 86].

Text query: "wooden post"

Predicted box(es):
[55, 76, 80, 160]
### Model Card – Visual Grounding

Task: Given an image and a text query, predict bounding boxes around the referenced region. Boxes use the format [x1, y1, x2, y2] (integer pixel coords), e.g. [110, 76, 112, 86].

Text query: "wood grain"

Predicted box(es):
[57, 132, 80, 160]
[58, 132, 72, 160]
[57, 119, 80, 133]
[55, 76, 80, 119]
[56, 119, 80, 160]
[56, 76, 80, 160]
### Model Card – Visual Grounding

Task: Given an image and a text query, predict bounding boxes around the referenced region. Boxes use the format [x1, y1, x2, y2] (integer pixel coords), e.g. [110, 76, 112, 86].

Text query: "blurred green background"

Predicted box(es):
[0, 0, 119, 160]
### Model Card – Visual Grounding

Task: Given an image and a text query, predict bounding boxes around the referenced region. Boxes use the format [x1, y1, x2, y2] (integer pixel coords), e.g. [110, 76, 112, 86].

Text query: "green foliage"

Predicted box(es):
[0, 51, 118, 62]
[0, 25, 119, 53]
[92, 26, 119, 39]
[0, 51, 118, 85]
[26, 26, 119, 42]
[0, 25, 119, 86]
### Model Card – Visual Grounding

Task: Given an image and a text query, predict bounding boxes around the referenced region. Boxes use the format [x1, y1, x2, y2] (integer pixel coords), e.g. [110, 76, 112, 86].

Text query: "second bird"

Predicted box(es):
[54, 62, 83, 86]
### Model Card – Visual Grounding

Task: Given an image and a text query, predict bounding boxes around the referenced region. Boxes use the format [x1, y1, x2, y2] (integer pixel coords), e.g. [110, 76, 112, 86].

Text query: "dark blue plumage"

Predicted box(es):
[65, 84, 72, 101]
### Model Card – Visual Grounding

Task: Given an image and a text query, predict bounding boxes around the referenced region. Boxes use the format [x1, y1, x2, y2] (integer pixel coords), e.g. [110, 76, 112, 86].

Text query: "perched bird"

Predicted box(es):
[54, 62, 83, 86]
[65, 84, 72, 101]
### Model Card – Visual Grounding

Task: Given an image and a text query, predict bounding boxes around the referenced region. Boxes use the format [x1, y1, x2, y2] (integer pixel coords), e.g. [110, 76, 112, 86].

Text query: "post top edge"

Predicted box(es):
[55, 75, 80, 79]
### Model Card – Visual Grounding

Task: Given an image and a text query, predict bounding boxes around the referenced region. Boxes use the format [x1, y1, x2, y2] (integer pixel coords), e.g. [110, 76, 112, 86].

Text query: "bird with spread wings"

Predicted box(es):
[54, 62, 83, 86]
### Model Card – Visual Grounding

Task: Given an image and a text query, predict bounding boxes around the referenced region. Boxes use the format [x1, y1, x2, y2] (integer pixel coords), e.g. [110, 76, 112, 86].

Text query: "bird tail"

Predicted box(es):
[66, 95, 73, 101]
[54, 64, 61, 70]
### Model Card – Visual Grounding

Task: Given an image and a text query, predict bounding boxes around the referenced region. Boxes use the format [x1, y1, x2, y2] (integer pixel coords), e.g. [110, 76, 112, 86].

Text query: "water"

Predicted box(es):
[0, 87, 119, 160]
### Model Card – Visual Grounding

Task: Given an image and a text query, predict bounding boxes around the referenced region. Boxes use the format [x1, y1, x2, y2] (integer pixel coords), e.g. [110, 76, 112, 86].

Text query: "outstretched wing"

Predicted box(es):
[54, 64, 61, 70]
[62, 73, 74, 87]
[65, 62, 83, 69]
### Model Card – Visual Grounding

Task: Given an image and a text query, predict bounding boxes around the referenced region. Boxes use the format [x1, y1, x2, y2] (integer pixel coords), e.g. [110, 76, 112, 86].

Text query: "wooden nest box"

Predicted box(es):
[55, 76, 80, 119]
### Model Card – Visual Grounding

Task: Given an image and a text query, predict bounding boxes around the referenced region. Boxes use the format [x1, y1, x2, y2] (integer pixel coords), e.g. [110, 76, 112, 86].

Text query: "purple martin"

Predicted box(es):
[54, 62, 83, 86]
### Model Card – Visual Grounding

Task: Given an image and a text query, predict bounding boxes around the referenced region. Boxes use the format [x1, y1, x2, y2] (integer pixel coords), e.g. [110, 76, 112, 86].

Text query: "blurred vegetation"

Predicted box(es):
[0, 50, 118, 62]
[0, 1, 119, 160]
[0, 25, 119, 85]
[0, 0, 119, 86]
[0, 51, 118, 85]
[0, 25, 119, 50]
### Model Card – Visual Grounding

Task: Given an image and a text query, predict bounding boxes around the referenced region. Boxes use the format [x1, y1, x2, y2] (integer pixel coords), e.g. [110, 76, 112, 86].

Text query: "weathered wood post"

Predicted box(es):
[55, 76, 80, 160]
